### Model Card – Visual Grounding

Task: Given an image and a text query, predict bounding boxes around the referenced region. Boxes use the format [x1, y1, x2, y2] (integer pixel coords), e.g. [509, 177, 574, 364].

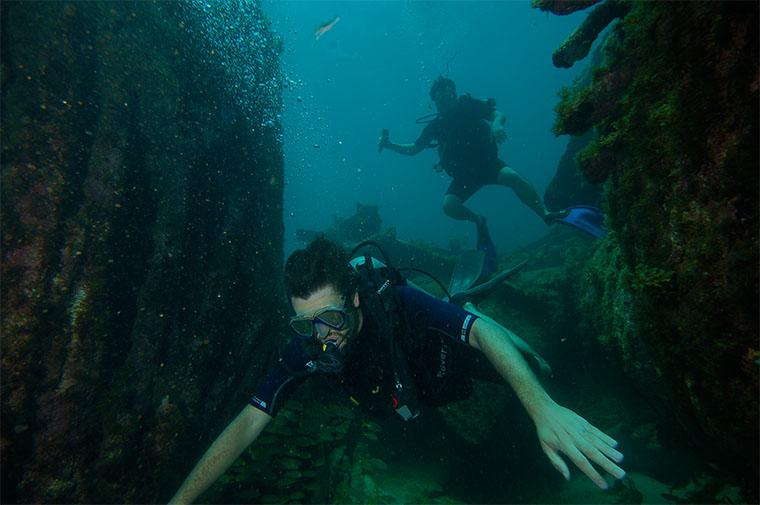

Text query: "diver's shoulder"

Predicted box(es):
[394, 284, 439, 306]
[459, 93, 494, 107]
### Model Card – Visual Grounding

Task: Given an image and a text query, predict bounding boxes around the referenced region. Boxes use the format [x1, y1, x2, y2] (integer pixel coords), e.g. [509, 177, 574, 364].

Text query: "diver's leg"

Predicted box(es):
[497, 166, 552, 223]
[443, 194, 481, 223]
[443, 179, 483, 224]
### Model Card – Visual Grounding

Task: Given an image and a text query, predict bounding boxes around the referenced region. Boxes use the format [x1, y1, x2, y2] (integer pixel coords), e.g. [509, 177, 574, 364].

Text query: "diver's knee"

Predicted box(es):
[498, 166, 521, 186]
[442, 195, 462, 217]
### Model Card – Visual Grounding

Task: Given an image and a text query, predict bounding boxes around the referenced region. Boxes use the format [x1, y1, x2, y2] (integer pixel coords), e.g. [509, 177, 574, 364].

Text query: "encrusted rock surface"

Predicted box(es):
[544, 1, 759, 495]
[1, 2, 285, 502]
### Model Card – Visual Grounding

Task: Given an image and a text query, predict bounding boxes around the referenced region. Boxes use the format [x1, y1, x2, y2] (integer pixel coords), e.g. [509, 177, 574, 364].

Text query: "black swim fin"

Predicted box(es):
[448, 217, 498, 299]
[448, 250, 485, 299]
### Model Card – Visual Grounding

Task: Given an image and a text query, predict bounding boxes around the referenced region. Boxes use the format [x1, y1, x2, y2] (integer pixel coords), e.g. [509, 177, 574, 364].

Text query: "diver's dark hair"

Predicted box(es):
[429, 76, 456, 99]
[284, 236, 355, 299]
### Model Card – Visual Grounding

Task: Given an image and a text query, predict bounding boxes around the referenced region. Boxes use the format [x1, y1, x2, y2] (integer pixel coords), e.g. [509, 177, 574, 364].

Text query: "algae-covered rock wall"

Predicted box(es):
[1, 2, 285, 502]
[543, 131, 601, 211]
[545, 0, 758, 490]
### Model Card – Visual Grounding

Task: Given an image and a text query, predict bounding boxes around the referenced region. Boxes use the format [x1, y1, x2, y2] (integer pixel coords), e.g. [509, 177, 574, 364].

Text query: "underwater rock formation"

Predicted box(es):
[543, 131, 601, 210]
[551, 0, 631, 69]
[1, 1, 284, 503]
[544, 0, 758, 494]
[532, 0, 602, 16]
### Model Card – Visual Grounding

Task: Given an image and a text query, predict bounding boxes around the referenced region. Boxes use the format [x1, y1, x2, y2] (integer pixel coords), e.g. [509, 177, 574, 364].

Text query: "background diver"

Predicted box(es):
[169, 236, 626, 504]
[378, 76, 568, 229]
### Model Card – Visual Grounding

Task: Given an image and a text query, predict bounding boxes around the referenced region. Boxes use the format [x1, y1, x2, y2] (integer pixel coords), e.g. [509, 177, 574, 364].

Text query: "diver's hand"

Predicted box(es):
[533, 402, 625, 490]
[489, 114, 507, 144]
[378, 129, 390, 152]
[492, 127, 507, 144]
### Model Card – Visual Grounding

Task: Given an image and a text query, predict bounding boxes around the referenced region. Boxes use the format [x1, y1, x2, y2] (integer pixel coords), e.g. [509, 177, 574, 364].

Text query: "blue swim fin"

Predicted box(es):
[556, 205, 606, 238]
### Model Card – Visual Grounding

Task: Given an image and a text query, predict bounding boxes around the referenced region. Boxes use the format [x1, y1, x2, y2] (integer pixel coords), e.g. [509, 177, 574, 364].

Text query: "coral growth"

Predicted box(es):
[629, 264, 673, 294]
[544, 0, 759, 493]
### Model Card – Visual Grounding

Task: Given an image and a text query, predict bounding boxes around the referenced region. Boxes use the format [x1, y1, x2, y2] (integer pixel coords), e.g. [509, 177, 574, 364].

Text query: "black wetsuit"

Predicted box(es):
[250, 286, 483, 419]
[414, 94, 506, 201]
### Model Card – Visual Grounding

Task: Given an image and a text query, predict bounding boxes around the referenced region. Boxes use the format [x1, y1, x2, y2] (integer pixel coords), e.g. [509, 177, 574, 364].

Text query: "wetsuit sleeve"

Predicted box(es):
[396, 286, 478, 345]
[414, 120, 439, 149]
[249, 339, 309, 416]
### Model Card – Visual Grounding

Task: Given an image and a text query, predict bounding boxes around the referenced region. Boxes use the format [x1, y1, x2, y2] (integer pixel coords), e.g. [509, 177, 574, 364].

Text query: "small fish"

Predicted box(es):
[314, 15, 340, 41]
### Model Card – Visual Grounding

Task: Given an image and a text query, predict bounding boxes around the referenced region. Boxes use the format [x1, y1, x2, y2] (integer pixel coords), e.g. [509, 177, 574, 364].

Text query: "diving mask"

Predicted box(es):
[289, 299, 348, 339]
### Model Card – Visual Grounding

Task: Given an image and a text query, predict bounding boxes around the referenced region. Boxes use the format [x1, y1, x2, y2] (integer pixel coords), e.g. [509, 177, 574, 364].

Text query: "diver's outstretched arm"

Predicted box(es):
[168, 405, 271, 504]
[468, 318, 625, 489]
[463, 302, 552, 377]
[382, 141, 424, 156]
[378, 130, 424, 156]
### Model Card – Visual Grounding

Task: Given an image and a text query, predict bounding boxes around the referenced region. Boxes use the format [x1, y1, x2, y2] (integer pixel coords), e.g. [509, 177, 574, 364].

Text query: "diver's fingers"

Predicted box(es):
[587, 424, 619, 449]
[540, 441, 570, 481]
[584, 432, 626, 480]
[584, 439, 626, 481]
[590, 433, 624, 465]
[564, 442, 608, 490]
[571, 428, 628, 487]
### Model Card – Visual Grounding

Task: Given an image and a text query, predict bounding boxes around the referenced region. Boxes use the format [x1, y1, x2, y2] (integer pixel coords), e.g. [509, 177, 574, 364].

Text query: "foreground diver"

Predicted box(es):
[169, 237, 625, 504]
[379, 76, 565, 228]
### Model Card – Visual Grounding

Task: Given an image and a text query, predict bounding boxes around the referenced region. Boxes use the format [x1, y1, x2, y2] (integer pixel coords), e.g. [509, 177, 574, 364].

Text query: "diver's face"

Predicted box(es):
[432, 86, 456, 112]
[290, 285, 361, 351]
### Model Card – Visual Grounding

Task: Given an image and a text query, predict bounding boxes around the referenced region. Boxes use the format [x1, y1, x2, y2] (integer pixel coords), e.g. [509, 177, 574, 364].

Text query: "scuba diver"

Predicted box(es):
[378, 76, 567, 229]
[169, 236, 626, 504]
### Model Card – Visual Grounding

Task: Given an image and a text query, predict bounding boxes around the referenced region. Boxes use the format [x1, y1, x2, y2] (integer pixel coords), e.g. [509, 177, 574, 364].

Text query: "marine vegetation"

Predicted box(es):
[543, 0, 758, 495]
